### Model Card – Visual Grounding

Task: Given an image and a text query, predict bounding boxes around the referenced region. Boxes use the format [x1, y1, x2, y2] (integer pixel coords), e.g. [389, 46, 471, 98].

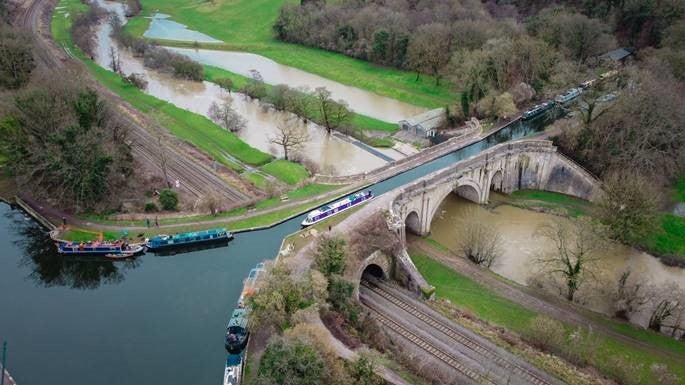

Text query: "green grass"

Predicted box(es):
[507, 190, 591, 217]
[675, 174, 685, 202]
[286, 183, 337, 200]
[61, 229, 121, 242]
[261, 160, 309, 185]
[125, 0, 457, 108]
[411, 253, 685, 383]
[645, 214, 685, 258]
[52, 0, 272, 167]
[244, 172, 270, 190]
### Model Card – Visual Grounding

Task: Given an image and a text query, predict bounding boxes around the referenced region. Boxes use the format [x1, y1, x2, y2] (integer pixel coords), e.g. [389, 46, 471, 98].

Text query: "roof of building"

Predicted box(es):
[400, 108, 445, 131]
[603, 47, 635, 61]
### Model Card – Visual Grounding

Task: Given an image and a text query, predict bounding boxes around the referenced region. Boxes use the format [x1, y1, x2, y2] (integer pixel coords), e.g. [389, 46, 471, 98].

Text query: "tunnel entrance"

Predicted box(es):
[362, 264, 385, 281]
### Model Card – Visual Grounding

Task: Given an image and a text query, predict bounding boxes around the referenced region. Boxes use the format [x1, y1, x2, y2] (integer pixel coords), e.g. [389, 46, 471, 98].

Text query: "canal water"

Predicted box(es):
[0, 95, 552, 384]
[429, 194, 685, 327]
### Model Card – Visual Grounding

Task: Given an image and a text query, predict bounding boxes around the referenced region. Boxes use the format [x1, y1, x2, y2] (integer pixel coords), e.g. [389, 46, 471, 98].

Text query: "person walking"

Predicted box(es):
[154, 216, 159, 227]
[146, 218, 150, 228]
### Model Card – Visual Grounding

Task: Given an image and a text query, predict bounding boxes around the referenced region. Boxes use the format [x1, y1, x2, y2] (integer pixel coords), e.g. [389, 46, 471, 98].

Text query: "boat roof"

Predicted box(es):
[307, 191, 369, 217]
[61, 240, 124, 247]
[228, 308, 247, 328]
[226, 354, 242, 366]
[152, 228, 227, 240]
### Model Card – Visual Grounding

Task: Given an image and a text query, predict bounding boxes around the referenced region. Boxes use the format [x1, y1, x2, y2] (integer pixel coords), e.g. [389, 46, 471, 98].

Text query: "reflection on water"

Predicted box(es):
[143, 13, 222, 43]
[168, 48, 427, 122]
[7, 210, 139, 289]
[429, 194, 685, 327]
[93, 3, 387, 176]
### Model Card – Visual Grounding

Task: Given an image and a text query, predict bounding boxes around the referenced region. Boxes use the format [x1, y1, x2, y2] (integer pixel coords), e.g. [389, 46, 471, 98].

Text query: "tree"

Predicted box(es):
[535, 219, 602, 302]
[109, 46, 121, 73]
[214, 77, 234, 94]
[208, 100, 246, 132]
[314, 236, 346, 277]
[241, 69, 267, 99]
[406, 23, 452, 84]
[351, 352, 381, 385]
[611, 269, 649, 320]
[0, 26, 35, 89]
[286, 86, 314, 120]
[314, 87, 335, 133]
[249, 267, 306, 330]
[646, 282, 685, 334]
[269, 119, 308, 160]
[159, 189, 178, 210]
[257, 339, 327, 385]
[327, 99, 352, 133]
[458, 213, 503, 268]
[200, 190, 222, 215]
[598, 171, 660, 244]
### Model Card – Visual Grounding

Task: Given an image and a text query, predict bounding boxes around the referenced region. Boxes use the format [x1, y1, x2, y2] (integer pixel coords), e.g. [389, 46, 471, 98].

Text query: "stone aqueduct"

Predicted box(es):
[356, 140, 602, 295]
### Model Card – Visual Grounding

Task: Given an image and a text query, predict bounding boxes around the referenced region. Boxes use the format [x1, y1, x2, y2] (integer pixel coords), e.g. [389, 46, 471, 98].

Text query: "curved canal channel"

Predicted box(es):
[1, 2, 573, 384]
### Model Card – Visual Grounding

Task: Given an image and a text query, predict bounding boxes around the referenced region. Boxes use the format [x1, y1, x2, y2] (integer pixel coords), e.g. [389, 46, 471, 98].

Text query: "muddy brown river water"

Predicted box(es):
[93, 1, 389, 176]
[429, 194, 685, 327]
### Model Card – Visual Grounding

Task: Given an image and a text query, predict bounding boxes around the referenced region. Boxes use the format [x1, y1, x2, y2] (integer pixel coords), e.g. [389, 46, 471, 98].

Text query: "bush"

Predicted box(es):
[314, 236, 346, 277]
[521, 315, 565, 353]
[144, 202, 157, 212]
[158, 189, 178, 211]
[0, 25, 35, 89]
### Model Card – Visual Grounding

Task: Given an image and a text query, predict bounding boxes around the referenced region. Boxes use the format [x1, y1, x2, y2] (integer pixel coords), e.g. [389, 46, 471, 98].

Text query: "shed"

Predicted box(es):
[398, 108, 445, 137]
[601, 47, 635, 64]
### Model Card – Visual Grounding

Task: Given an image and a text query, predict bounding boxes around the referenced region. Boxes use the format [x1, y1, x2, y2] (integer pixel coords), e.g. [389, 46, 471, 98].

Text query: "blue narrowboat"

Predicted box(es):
[146, 228, 232, 251]
[301, 190, 374, 226]
[56, 241, 144, 256]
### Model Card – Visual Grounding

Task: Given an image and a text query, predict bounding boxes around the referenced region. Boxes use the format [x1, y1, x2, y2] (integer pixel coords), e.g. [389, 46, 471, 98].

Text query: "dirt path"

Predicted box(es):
[410, 238, 685, 363]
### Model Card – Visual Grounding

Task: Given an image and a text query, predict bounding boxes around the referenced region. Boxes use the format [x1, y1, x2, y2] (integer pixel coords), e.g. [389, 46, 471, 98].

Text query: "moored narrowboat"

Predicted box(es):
[554, 87, 582, 104]
[301, 190, 373, 227]
[225, 308, 249, 353]
[223, 354, 243, 385]
[146, 228, 232, 251]
[56, 241, 144, 256]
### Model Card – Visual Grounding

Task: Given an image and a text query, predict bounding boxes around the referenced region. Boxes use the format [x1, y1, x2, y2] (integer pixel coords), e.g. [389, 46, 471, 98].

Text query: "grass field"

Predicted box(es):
[52, 0, 272, 167]
[411, 253, 685, 384]
[507, 190, 591, 217]
[261, 160, 309, 185]
[124, 0, 457, 108]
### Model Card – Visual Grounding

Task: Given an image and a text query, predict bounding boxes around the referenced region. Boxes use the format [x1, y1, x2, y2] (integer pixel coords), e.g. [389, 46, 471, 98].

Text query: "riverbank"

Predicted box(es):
[409, 245, 685, 384]
[500, 189, 685, 265]
[122, 0, 456, 109]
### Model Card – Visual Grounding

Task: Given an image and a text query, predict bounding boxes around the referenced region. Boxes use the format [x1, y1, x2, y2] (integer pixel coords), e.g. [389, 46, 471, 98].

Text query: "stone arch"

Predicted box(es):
[489, 169, 503, 192]
[405, 211, 421, 235]
[354, 250, 393, 298]
[455, 182, 481, 203]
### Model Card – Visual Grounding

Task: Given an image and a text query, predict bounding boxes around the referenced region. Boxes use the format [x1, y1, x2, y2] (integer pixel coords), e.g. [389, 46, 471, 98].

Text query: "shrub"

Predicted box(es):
[144, 202, 157, 212]
[521, 315, 565, 353]
[158, 189, 178, 210]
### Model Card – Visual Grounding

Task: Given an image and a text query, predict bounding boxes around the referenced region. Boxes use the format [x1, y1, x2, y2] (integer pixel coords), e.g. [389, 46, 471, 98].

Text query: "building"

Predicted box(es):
[398, 108, 445, 137]
[601, 47, 635, 66]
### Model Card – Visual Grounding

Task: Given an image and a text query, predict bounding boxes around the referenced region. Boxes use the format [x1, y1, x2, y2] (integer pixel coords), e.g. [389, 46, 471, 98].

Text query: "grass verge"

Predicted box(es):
[124, 0, 456, 108]
[52, 0, 272, 167]
[261, 160, 309, 185]
[410, 252, 685, 384]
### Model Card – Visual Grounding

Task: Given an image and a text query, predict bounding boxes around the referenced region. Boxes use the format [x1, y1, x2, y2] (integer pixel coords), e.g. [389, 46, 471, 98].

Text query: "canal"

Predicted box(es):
[0, 110, 551, 385]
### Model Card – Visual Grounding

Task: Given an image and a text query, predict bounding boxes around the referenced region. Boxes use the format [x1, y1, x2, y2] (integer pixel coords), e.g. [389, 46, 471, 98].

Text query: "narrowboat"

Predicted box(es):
[225, 308, 249, 353]
[223, 354, 243, 385]
[554, 88, 582, 104]
[146, 228, 232, 251]
[301, 190, 373, 227]
[521, 101, 555, 120]
[56, 241, 144, 256]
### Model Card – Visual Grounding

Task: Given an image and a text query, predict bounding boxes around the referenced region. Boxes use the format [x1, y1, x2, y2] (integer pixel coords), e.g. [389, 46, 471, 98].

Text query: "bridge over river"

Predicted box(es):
[0, 102, 567, 385]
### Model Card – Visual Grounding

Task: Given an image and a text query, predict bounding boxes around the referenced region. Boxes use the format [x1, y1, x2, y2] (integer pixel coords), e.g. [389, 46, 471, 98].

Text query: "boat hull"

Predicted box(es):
[301, 192, 373, 227]
[57, 244, 145, 256]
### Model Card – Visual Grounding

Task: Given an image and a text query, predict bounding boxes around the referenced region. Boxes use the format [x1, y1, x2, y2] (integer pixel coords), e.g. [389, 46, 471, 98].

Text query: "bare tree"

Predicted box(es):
[200, 190, 223, 215]
[611, 269, 649, 320]
[269, 119, 309, 160]
[646, 282, 685, 335]
[458, 209, 502, 268]
[208, 99, 246, 132]
[406, 23, 452, 84]
[535, 219, 603, 302]
[155, 134, 171, 188]
[314, 87, 334, 133]
[109, 46, 121, 74]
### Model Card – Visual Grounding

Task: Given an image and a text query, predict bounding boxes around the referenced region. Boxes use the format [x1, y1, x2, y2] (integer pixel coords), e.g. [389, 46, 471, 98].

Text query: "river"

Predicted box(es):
[90, 1, 390, 176]
[429, 194, 685, 328]
[0, 88, 552, 384]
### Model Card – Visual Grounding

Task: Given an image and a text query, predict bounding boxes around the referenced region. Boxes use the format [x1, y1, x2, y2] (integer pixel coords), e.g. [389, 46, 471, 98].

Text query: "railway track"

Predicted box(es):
[362, 279, 561, 385]
[14, 0, 253, 204]
[365, 306, 494, 385]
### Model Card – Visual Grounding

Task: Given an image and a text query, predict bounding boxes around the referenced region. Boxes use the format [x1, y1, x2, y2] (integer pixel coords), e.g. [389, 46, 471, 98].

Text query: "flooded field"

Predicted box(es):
[93, 2, 387, 175]
[429, 194, 685, 327]
[168, 47, 426, 122]
[143, 13, 222, 43]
